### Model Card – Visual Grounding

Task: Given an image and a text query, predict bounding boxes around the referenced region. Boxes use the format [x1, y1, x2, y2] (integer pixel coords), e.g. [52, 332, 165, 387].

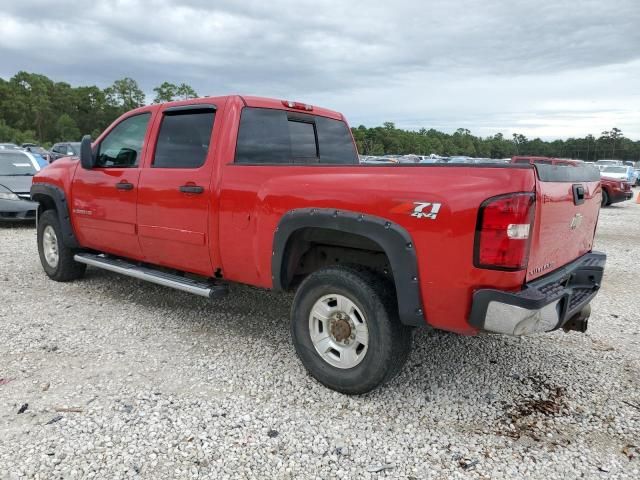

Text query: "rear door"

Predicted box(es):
[136, 105, 217, 276]
[526, 163, 602, 281]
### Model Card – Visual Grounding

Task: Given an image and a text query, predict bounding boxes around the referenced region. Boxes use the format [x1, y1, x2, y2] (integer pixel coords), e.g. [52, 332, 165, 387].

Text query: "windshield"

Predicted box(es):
[0, 153, 38, 175]
[69, 143, 81, 155]
[601, 166, 626, 174]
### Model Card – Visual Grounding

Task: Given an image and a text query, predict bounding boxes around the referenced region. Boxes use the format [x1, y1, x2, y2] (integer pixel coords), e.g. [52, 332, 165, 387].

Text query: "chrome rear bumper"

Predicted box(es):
[469, 252, 606, 335]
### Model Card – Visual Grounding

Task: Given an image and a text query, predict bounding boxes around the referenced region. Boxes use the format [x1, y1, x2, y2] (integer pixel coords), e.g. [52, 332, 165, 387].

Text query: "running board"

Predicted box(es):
[74, 253, 228, 299]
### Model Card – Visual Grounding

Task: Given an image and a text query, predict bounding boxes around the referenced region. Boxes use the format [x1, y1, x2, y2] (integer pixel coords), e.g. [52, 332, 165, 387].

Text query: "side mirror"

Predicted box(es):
[80, 135, 95, 169]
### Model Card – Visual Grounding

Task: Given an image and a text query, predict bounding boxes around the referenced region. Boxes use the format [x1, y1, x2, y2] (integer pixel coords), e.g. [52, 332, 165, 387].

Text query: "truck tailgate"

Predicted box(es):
[526, 164, 602, 282]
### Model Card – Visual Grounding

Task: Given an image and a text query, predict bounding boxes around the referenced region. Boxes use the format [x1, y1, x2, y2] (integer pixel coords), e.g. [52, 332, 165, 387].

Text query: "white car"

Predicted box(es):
[595, 159, 623, 171]
[600, 165, 635, 183]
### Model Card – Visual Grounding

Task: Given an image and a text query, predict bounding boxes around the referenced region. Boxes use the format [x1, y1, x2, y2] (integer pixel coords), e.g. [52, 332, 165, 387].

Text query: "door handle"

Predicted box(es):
[116, 181, 134, 191]
[179, 185, 204, 194]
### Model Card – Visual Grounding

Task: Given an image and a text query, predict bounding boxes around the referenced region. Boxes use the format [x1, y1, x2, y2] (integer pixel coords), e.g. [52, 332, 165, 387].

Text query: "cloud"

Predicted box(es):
[0, 0, 638, 139]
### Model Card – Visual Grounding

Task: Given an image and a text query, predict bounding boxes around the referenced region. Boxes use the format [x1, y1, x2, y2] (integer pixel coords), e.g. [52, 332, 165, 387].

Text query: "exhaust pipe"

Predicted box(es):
[563, 304, 591, 333]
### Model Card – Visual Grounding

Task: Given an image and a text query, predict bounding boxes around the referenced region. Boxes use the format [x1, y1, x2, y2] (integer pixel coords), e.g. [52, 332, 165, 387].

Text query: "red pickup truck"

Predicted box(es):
[31, 96, 606, 394]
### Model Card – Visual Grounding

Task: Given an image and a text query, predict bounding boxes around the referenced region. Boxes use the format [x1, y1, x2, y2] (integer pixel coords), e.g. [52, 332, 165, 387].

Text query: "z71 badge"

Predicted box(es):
[391, 201, 442, 220]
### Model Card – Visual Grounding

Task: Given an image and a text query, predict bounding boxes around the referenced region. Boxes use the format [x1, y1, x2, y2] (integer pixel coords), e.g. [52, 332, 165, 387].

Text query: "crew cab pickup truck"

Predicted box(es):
[31, 96, 606, 394]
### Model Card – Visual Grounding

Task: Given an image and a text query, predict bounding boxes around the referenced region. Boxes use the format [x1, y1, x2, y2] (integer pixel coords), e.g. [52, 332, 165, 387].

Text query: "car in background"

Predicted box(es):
[0, 150, 40, 221]
[31, 154, 49, 169]
[22, 144, 51, 163]
[0, 143, 21, 150]
[447, 156, 476, 164]
[511, 156, 581, 166]
[600, 177, 633, 206]
[595, 159, 623, 171]
[634, 169, 640, 186]
[361, 156, 399, 165]
[49, 142, 80, 162]
[600, 165, 636, 183]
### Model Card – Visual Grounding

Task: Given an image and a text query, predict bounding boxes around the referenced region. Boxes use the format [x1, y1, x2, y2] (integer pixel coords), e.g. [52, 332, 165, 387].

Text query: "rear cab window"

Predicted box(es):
[235, 107, 358, 165]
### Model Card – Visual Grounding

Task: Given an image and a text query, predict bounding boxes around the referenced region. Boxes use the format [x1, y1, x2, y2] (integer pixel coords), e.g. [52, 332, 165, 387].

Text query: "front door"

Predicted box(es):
[136, 106, 216, 276]
[71, 112, 152, 258]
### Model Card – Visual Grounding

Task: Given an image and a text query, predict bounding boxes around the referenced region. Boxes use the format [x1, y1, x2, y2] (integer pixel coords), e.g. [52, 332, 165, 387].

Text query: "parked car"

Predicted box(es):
[0, 150, 40, 221]
[0, 143, 21, 150]
[361, 156, 398, 164]
[634, 169, 640, 186]
[600, 177, 633, 206]
[49, 142, 81, 161]
[31, 95, 605, 394]
[22, 144, 51, 162]
[511, 156, 582, 167]
[447, 156, 476, 163]
[600, 165, 636, 183]
[595, 159, 623, 171]
[31, 154, 49, 169]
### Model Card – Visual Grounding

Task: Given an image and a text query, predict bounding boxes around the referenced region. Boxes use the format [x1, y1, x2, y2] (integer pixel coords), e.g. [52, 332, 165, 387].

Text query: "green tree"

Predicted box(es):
[600, 127, 624, 157]
[55, 114, 81, 141]
[153, 81, 178, 103]
[176, 83, 198, 100]
[105, 77, 145, 111]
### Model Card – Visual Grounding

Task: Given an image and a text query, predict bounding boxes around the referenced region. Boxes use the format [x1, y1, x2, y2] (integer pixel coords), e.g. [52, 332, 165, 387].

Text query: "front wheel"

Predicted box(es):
[37, 210, 86, 282]
[291, 266, 412, 394]
[601, 189, 609, 207]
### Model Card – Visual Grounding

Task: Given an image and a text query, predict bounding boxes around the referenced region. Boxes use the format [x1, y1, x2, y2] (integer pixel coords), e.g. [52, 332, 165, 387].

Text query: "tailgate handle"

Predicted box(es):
[572, 184, 585, 206]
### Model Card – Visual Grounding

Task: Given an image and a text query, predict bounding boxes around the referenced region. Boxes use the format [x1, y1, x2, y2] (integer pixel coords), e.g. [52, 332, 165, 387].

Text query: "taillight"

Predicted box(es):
[282, 100, 313, 111]
[474, 193, 535, 270]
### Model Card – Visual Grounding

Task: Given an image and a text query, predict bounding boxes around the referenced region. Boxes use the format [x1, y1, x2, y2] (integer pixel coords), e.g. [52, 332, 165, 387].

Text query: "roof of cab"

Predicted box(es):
[125, 95, 344, 121]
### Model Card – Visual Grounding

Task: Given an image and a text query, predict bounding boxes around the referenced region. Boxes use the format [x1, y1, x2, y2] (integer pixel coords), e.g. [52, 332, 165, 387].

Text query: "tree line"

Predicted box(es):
[0, 71, 638, 161]
[0, 71, 198, 147]
[352, 124, 639, 161]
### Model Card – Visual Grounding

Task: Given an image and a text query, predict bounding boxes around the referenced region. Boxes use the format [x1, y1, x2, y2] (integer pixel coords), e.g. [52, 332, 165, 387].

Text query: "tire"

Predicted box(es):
[37, 209, 86, 282]
[291, 265, 412, 395]
[601, 189, 609, 207]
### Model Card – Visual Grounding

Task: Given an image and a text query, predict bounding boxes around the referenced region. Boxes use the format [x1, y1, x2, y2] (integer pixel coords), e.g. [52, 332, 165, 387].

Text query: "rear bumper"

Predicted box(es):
[469, 252, 606, 335]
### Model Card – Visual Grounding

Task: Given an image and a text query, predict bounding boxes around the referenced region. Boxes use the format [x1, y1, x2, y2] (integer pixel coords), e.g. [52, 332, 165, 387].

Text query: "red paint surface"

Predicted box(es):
[33, 95, 601, 335]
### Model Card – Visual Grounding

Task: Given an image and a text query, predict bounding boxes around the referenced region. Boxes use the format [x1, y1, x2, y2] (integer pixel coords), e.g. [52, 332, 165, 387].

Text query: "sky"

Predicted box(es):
[1, 0, 639, 140]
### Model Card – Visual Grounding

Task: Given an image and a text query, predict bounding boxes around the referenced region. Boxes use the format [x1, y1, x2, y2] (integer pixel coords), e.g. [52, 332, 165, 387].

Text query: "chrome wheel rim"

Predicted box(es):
[42, 225, 59, 268]
[308, 294, 369, 369]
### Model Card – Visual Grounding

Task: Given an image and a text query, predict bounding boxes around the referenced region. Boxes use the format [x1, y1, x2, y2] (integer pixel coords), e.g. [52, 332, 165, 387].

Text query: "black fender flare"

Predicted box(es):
[272, 208, 426, 327]
[30, 183, 80, 248]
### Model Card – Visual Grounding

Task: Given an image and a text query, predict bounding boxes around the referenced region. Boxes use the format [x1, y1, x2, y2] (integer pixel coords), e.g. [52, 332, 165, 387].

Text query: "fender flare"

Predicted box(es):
[272, 208, 425, 326]
[30, 183, 80, 248]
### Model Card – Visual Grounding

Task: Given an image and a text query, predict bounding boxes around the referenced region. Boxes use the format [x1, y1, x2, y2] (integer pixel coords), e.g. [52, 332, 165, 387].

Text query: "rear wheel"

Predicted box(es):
[37, 210, 86, 281]
[601, 189, 609, 207]
[291, 266, 412, 394]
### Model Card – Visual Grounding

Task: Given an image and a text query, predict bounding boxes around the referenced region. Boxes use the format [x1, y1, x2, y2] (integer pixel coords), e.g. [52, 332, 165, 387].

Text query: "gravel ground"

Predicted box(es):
[1, 197, 639, 480]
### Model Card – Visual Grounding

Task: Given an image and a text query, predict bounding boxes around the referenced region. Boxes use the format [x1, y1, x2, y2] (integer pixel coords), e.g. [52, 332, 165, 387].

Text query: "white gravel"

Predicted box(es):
[1, 196, 639, 479]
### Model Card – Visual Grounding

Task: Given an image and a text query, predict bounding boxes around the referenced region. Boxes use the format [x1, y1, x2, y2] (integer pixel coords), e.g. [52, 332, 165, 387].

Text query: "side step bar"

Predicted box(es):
[74, 253, 228, 299]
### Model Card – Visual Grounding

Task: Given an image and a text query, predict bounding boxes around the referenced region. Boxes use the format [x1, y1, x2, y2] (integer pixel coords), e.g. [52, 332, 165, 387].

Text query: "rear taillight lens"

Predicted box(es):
[474, 193, 535, 270]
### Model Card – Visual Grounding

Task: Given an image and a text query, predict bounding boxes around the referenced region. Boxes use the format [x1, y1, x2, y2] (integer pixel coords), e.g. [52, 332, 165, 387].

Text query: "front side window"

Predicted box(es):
[153, 110, 215, 168]
[235, 107, 357, 165]
[96, 113, 151, 168]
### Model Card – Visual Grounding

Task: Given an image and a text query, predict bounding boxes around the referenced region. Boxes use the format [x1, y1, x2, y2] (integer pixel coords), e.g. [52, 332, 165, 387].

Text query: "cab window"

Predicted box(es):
[235, 107, 358, 165]
[96, 113, 151, 168]
[152, 109, 215, 168]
